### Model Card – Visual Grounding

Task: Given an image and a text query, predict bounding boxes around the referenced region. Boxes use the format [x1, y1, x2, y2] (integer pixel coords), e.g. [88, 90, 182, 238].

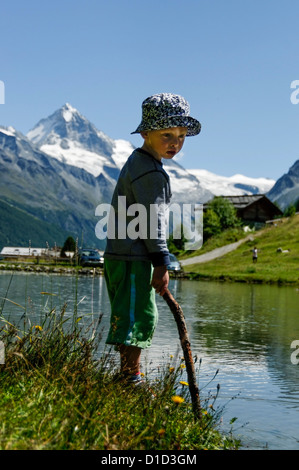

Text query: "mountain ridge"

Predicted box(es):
[25, 103, 276, 203]
[26, 103, 214, 204]
[0, 124, 114, 248]
[0, 102, 283, 249]
[266, 159, 299, 210]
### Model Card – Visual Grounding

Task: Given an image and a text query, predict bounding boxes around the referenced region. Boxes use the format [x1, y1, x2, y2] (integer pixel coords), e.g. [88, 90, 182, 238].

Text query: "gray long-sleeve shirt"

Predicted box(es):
[104, 148, 171, 266]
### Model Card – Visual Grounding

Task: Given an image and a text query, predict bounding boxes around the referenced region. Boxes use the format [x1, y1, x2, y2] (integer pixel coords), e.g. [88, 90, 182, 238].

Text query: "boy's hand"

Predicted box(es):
[151, 265, 169, 296]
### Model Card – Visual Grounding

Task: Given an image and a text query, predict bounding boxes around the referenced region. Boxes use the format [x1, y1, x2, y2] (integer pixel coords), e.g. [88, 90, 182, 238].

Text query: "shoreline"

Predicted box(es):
[0, 262, 103, 276]
[0, 262, 298, 287]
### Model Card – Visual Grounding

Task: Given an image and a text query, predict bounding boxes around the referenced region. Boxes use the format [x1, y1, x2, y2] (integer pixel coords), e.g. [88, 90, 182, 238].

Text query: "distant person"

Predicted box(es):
[103, 93, 201, 387]
[252, 247, 258, 263]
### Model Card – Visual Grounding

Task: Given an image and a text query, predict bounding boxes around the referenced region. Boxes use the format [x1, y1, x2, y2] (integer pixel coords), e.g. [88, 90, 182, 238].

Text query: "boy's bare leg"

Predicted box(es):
[119, 344, 141, 376]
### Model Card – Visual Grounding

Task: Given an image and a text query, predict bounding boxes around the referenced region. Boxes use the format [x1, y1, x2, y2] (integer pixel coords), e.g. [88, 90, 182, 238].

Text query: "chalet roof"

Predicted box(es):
[214, 194, 265, 209]
[203, 194, 283, 220]
[203, 194, 265, 208]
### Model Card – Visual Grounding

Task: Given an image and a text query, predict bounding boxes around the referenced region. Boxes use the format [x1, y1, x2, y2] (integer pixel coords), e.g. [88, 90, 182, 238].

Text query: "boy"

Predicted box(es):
[104, 93, 201, 386]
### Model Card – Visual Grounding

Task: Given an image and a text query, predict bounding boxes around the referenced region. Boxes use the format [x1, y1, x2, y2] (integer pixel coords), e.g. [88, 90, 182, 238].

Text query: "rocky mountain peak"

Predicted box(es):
[267, 159, 299, 210]
[26, 104, 116, 177]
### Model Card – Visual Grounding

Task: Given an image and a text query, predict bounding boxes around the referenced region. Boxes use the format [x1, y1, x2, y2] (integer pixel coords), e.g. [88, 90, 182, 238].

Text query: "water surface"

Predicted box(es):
[1, 271, 299, 449]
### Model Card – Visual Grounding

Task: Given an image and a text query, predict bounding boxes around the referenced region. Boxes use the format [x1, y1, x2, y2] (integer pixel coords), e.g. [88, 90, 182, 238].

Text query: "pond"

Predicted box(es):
[1, 271, 299, 450]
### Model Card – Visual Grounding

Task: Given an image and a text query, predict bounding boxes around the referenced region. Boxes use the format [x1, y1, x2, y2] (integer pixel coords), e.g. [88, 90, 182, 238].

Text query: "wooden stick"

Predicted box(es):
[162, 288, 201, 420]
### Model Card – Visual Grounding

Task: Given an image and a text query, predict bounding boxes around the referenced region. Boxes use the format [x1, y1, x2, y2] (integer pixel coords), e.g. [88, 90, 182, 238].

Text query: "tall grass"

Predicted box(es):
[0, 276, 239, 450]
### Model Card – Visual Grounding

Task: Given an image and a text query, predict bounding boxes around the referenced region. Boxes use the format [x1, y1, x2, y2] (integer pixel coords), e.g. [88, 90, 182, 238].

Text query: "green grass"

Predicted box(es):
[183, 215, 299, 285]
[0, 299, 239, 450]
[180, 227, 246, 259]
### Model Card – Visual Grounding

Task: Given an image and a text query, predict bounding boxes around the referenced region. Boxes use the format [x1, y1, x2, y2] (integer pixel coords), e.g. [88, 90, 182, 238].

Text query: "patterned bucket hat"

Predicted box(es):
[131, 93, 201, 136]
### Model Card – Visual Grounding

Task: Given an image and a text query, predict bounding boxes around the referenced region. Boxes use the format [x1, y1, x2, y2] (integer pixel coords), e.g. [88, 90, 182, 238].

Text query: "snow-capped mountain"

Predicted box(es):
[27, 103, 213, 204]
[188, 168, 275, 197]
[0, 102, 281, 249]
[27, 104, 275, 201]
[27, 103, 120, 183]
[267, 160, 299, 210]
[0, 124, 115, 248]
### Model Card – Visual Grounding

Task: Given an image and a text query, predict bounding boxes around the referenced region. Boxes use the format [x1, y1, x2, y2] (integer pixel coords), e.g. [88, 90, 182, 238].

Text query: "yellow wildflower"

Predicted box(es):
[169, 367, 175, 372]
[179, 381, 189, 386]
[33, 325, 42, 331]
[171, 395, 184, 404]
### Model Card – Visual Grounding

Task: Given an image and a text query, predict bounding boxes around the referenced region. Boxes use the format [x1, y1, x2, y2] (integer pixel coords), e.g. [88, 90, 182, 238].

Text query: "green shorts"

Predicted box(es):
[104, 259, 158, 349]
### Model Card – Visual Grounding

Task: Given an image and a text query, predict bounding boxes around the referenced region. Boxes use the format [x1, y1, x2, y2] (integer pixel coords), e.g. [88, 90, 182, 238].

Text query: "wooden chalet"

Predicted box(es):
[203, 194, 283, 224]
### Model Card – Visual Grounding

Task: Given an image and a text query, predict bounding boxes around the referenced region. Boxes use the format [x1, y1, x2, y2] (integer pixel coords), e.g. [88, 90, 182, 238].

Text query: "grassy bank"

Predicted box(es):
[0, 304, 239, 450]
[183, 214, 299, 285]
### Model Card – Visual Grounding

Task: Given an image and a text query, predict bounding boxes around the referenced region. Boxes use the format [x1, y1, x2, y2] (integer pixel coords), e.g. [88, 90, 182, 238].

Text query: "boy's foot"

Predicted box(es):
[125, 372, 156, 399]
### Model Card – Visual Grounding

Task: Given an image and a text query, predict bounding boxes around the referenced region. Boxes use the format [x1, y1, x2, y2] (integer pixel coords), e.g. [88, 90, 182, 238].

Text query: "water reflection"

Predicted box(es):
[1, 271, 299, 449]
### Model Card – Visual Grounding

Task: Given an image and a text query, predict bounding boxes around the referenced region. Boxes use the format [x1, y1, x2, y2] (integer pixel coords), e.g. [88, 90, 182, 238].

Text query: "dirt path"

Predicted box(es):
[180, 235, 254, 266]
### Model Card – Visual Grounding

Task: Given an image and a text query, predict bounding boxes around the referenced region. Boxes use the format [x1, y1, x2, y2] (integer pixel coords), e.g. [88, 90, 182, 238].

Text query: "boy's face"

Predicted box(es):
[141, 127, 188, 162]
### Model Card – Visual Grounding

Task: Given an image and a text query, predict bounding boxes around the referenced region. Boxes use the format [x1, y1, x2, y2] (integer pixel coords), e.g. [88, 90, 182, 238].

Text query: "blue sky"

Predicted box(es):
[1, 0, 299, 180]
